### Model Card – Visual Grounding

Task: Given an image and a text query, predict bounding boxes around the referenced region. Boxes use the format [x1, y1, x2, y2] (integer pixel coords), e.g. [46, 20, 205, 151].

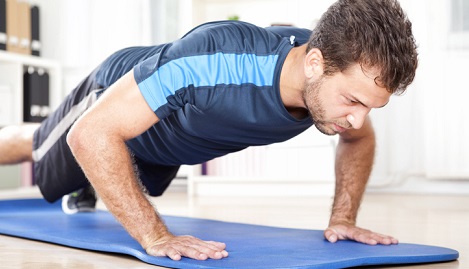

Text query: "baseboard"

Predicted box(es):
[0, 186, 42, 199]
[187, 176, 335, 197]
[367, 176, 469, 195]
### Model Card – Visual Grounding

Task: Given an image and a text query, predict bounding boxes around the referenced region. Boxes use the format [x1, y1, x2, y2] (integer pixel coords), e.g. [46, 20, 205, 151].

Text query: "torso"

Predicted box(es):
[96, 21, 315, 166]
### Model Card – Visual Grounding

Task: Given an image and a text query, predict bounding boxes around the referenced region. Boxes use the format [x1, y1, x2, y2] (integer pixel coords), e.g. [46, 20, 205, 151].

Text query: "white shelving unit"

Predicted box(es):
[0, 50, 62, 189]
[0, 50, 62, 125]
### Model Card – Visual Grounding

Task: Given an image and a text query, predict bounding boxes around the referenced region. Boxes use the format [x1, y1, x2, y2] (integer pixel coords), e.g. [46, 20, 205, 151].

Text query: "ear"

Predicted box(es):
[304, 48, 324, 79]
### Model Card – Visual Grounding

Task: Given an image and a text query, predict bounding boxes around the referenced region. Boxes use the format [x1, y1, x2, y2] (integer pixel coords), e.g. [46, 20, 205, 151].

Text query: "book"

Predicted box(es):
[6, 0, 21, 53]
[30, 5, 40, 56]
[17, 0, 31, 55]
[0, 0, 6, 50]
[23, 67, 50, 122]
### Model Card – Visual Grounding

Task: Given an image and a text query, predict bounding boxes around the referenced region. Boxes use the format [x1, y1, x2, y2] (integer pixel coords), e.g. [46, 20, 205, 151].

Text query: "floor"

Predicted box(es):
[0, 187, 466, 269]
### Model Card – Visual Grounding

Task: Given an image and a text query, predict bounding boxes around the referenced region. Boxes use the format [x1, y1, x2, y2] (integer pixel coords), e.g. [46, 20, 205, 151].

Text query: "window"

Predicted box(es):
[451, 0, 469, 31]
[449, 0, 469, 49]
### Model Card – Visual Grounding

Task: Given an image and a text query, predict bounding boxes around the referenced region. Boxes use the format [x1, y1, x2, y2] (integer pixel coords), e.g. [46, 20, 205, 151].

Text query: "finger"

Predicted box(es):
[324, 228, 339, 243]
[177, 244, 210, 260]
[364, 231, 398, 245]
[148, 245, 183, 261]
[361, 234, 378, 245]
[376, 233, 398, 244]
[350, 227, 383, 245]
[147, 236, 229, 260]
[352, 230, 398, 245]
[190, 244, 225, 259]
[347, 228, 378, 245]
[326, 226, 368, 244]
[188, 240, 225, 252]
[221, 250, 229, 258]
[205, 240, 227, 250]
[203, 241, 229, 257]
[178, 238, 227, 259]
[163, 243, 210, 261]
[372, 234, 399, 245]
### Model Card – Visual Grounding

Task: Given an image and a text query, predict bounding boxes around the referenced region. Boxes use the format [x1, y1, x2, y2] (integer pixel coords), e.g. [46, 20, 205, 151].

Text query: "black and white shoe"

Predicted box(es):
[61, 185, 97, 215]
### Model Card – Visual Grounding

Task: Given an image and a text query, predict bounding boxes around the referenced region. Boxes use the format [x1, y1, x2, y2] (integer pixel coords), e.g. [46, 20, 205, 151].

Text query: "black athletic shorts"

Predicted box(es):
[32, 68, 180, 202]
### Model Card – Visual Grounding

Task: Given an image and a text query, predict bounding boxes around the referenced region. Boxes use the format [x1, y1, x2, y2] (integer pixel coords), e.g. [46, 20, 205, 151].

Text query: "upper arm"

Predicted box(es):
[68, 69, 158, 146]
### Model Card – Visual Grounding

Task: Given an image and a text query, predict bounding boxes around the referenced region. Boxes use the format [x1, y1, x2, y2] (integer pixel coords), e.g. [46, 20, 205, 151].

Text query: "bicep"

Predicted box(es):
[73, 69, 159, 141]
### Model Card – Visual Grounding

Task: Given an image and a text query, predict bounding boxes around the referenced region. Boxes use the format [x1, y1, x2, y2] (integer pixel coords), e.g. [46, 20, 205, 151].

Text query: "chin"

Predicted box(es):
[314, 123, 337, 136]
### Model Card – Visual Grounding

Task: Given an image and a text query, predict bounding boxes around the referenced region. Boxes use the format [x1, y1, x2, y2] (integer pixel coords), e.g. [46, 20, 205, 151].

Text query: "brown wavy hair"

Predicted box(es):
[307, 0, 418, 94]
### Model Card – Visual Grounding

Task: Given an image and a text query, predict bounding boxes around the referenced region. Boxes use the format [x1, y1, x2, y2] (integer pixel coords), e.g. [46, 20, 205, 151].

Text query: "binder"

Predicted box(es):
[17, 0, 31, 55]
[6, 0, 21, 53]
[23, 67, 50, 122]
[40, 69, 50, 117]
[0, 0, 6, 50]
[30, 5, 40, 56]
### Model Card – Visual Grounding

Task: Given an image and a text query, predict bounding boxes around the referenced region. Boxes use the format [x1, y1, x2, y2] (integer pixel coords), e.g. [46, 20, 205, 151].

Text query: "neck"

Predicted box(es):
[279, 45, 309, 118]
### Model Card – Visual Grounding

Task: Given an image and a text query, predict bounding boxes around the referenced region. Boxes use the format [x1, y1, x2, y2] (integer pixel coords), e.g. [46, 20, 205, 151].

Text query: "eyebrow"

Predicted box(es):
[352, 95, 389, 109]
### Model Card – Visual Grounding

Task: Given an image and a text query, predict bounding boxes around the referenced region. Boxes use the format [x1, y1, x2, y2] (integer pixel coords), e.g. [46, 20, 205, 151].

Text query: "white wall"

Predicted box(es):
[191, 0, 333, 29]
[371, 0, 469, 186]
[30, 0, 152, 96]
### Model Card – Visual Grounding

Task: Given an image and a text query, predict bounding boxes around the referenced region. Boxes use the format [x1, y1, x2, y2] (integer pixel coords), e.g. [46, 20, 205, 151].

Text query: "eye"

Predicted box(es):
[343, 96, 360, 105]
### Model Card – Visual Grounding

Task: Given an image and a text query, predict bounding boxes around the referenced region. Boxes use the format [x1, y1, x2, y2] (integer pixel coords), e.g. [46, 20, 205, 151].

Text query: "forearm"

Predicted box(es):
[330, 125, 375, 226]
[68, 132, 170, 249]
[325, 119, 397, 245]
[64, 71, 228, 260]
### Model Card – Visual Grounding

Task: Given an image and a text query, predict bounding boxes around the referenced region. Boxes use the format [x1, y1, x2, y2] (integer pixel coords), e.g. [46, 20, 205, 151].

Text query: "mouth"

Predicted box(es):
[332, 123, 348, 133]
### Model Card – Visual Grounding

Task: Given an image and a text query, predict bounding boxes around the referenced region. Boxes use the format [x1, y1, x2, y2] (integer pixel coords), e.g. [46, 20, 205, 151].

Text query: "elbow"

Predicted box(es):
[66, 122, 90, 158]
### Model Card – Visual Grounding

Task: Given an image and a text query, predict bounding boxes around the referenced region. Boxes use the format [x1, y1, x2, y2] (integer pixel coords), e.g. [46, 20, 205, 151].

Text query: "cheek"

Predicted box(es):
[315, 92, 339, 119]
[328, 95, 352, 117]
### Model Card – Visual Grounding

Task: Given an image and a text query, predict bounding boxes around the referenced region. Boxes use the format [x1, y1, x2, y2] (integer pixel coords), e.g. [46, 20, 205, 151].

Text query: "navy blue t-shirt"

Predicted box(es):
[96, 21, 314, 166]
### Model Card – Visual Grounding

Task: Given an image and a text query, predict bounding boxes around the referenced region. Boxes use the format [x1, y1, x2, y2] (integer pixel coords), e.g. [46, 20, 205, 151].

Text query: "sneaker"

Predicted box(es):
[61, 185, 97, 214]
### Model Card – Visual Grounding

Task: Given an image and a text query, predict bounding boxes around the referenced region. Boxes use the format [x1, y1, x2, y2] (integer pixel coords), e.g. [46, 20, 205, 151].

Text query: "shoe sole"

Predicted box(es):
[61, 195, 96, 215]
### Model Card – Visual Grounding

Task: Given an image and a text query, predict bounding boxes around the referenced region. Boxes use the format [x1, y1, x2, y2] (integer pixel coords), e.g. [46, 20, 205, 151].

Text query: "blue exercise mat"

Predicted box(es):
[0, 198, 458, 269]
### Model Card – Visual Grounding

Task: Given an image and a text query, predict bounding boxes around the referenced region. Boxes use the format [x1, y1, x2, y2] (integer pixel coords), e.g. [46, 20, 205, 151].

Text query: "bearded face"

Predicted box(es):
[302, 75, 352, 136]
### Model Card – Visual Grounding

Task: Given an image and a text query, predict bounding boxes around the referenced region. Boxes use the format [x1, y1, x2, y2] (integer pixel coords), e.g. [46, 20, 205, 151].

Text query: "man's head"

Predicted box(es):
[303, 0, 418, 135]
[307, 0, 418, 94]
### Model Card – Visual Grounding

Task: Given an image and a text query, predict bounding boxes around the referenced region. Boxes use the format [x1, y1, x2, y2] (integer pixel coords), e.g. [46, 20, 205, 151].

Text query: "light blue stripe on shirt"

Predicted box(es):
[138, 52, 279, 112]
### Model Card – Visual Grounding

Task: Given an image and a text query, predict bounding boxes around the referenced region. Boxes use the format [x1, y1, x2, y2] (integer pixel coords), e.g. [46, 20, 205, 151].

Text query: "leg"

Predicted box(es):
[0, 123, 40, 164]
[34, 67, 103, 202]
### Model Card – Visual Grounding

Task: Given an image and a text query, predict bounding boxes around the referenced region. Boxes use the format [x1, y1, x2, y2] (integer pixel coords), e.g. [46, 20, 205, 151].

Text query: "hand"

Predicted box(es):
[146, 234, 229, 261]
[324, 223, 398, 245]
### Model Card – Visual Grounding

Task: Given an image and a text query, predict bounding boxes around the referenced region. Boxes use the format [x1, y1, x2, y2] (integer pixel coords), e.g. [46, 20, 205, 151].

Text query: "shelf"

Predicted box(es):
[0, 50, 60, 69]
[0, 50, 62, 126]
[0, 50, 62, 189]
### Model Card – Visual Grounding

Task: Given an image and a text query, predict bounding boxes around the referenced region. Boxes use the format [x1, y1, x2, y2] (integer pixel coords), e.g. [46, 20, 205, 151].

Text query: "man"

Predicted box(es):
[0, 0, 417, 261]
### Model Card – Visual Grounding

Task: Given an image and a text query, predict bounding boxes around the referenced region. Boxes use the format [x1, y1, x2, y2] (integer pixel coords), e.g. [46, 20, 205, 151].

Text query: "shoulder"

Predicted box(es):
[171, 21, 285, 55]
[182, 20, 269, 40]
[134, 21, 291, 86]
[265, 26, 312, 46]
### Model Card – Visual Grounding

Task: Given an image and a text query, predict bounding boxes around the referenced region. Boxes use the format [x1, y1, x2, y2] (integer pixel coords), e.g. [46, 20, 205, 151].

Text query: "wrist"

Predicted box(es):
[329, 216, 356, 227]
[141, 227, 173, 249]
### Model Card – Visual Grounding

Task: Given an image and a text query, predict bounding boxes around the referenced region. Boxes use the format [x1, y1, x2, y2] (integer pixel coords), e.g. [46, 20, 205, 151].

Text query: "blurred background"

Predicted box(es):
[1, 0, 468, 196]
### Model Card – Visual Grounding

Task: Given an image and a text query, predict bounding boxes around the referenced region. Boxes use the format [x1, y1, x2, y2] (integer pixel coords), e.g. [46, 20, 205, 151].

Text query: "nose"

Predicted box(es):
[347, 107, 371, 129]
